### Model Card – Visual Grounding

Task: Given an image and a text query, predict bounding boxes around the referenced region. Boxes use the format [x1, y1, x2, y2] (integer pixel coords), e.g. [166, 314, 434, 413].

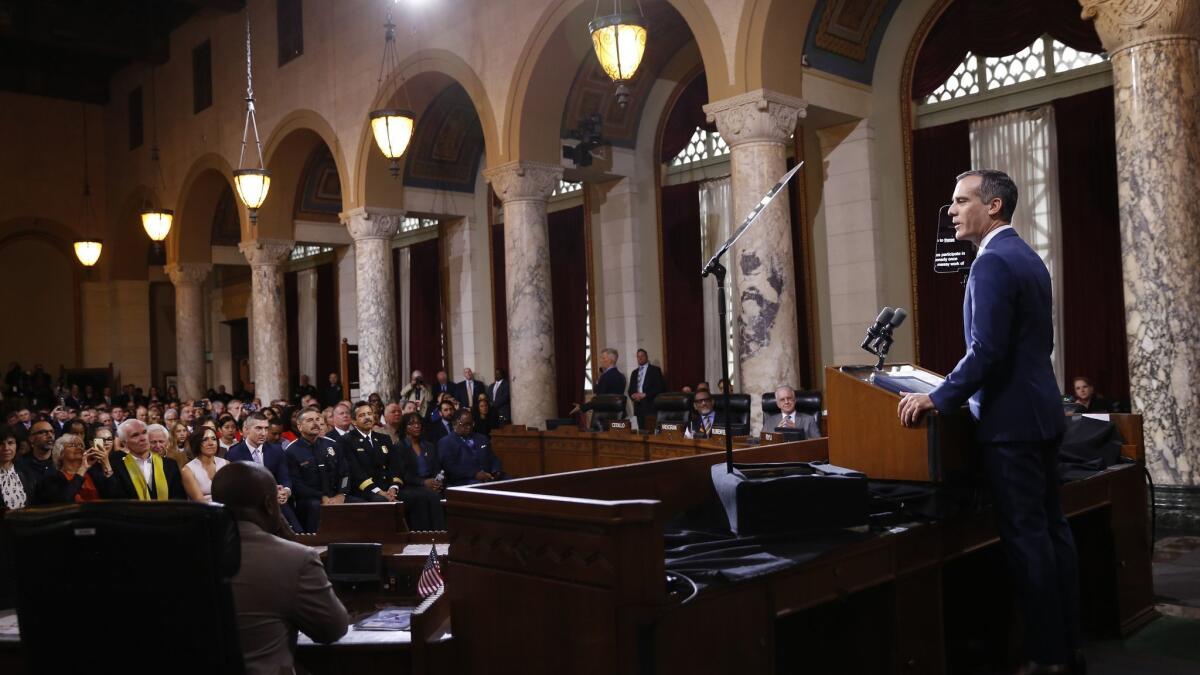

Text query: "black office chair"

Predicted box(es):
[762, 389, 823, 428]
[712, 393, 751, 436]
[5, 501, 244, 675]
[587, 394, 628, 430]
[653, 392, 693, 431]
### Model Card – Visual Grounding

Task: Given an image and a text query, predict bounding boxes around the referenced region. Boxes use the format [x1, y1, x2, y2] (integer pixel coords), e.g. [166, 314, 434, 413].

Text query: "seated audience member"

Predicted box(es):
[267, 418, 287, 447]
[680, 385, 694, 394]
[400, 370, 432, 417]
[379, 402, 403, 444]
[325, 403, 353, 439]
[227, 399, 245, 423]
[761, 385, 820, 439]
[135, 405, 149, 423]
[227, 412, 301, 532]
[684, 391, 717, 439]
[474, 394, 497, 437]
[181, 428, 229, 502]
[437, 409, 505, 487]
[93, 425, 115, 455]
[401, 400, 419, 415]
[168, 420, 190, 453]
[0, 428, 36, 511]
[64, 418, 89, 445]
[399, 413, 443, 494]
[424, 399, 458, 445]
[338, 401, 443, 529]
[211, 462, 349, 675]
[147, 423, 189, 469]
[286, 406, 352, 533]
[147, 406, 163, 426]
[696, 381, 711, 393]
[50, 405, 71, 437]
[101, 419, 185, 500]
[16, 420, 56, 481]
[217, 414, 240, 455]
[34, 433, 112, 505]
[1070, 377, 1111, 414]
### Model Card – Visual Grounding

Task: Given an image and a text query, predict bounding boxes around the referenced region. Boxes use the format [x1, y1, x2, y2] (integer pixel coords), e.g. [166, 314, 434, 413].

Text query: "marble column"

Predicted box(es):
[1084, 1, 1200, 505]
[704, 89, 806, 431]
[165, 262, 212, 401]
[342, 207, 402, 402]
[483, 160, 562, 428]
[238, 239, 294, 404]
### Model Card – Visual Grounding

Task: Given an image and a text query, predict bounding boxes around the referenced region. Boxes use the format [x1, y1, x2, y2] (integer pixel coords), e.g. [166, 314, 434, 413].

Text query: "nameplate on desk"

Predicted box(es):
[760, 431, 779, 443]
[660, 423, 680, 432]
[712, 427, 727, 436]
[605, 420, 629, 431]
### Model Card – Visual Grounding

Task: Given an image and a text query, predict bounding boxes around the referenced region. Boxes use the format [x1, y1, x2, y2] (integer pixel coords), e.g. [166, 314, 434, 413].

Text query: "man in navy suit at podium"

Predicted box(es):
[897, 170, 1077, 674]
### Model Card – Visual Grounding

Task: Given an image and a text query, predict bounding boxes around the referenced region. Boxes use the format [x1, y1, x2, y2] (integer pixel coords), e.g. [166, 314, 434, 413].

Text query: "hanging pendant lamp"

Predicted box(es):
[234, 12, 270, 222]
[369, 12, 415, 177]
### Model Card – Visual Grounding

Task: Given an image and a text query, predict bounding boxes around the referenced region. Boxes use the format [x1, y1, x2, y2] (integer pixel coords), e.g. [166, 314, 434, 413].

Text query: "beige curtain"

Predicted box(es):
[698, 176, 740, 388]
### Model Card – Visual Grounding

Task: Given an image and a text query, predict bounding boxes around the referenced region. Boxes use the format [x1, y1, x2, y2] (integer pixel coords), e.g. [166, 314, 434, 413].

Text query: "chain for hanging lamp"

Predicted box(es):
[368, 12, 415, 177]
[588, 0, 648, 107]
[234, 12, 270, 221]
[141, 64, 173, 244]
[74, 106, 102, 267]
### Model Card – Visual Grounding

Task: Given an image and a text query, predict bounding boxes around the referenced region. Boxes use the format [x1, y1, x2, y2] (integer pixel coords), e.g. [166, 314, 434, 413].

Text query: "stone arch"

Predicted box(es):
[173, 153, 237, 264]
[735, 0, 818, 97]
[506, 0, 730, 165]
[0, 219, 83, 366]
[257, 109, 347, 241]
[353, 49, 499, 210]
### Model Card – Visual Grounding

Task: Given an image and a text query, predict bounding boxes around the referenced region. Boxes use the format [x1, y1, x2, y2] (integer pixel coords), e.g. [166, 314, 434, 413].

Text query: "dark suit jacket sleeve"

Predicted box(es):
[436, 436, 470, 483]
[271, 446, 292, 491]
[166, 461, 187, 500]
[291, 545, 350, 644]
[930, 253, 1016, 414]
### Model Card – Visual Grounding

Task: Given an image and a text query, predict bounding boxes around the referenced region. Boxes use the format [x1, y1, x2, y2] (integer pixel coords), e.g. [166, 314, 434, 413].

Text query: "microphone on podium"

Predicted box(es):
[860, 307, 895, 351]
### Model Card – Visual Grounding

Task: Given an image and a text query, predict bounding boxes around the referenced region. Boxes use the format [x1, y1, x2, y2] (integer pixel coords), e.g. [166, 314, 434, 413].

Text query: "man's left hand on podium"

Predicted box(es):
[897, 392, 934, 427]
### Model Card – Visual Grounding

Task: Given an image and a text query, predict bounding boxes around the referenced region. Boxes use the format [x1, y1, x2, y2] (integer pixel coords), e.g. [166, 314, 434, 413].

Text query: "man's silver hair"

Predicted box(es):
[774, 385, 796, 397]
[145, 423, 169, 438]
[51, 434, 83, 468]
[600, 348, 619, 361]
[117, 418, 146, 442]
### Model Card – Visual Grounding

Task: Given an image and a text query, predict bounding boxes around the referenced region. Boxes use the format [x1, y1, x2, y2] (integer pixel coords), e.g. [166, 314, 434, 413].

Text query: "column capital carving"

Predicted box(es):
[238, 239, 294, 267]
[483, 160, 562, 203]
[164, 262, 212, 286]
[340, 207, 405, 241]
[1081, 0, 1200, 54]
[703, 89, 807, 147]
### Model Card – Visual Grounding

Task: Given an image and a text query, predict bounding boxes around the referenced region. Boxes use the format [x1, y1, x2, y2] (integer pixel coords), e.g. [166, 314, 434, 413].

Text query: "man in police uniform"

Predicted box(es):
[286, 406, 352, 533]
[337, 400, 442, 530]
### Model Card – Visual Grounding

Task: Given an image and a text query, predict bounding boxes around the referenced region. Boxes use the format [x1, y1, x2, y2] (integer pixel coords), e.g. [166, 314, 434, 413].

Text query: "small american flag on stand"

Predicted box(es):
[417, 546, 444, 598]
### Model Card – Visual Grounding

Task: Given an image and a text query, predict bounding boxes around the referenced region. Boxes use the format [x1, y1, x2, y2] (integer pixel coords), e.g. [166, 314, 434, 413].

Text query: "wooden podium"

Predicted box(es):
[826, 364, 975, 482]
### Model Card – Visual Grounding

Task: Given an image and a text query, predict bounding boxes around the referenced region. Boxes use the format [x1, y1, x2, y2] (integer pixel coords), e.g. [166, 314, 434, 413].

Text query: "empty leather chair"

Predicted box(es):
[587, 394, 628, 431]
[712, 393, 751, 436]
[652, 392, 693, 431]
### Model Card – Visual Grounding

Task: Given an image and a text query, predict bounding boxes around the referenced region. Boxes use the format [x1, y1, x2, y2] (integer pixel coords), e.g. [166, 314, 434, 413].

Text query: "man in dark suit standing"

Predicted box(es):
[456, 367, 488, 410]
[321, 372, 343, 409]
[212, 462, 348, 674]
[489, 368, 511, 423]
[98, 419, 186, 500]
[570, 348, 627, 418]
[899, 170, 1076, 674]
[430, 369, 456, 406]
[228, 411, 302, 532]
[627, 349, 665, 429]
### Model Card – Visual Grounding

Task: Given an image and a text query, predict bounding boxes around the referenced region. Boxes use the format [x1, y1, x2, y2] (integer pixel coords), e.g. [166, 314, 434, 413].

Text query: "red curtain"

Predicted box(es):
[408, 236, 444, 376]
[315, 262, 339, 384]
[491, 221, 509, 373]
[548, 206, 587, 417]
[660, 71, 715, 163]
[912, 120, 972, 376]
[1055, 87, 1128, 402]
[912, 0, 1103, 99]
[284, 270, 299, 394]
[660, 182, 705, 390]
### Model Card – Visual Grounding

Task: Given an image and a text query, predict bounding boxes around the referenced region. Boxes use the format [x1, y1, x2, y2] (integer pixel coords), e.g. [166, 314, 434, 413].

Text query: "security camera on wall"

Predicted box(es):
[562, 112, 608, 168]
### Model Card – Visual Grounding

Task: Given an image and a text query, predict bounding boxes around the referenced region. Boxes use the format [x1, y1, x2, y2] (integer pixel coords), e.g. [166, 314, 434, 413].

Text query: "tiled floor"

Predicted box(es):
[1088, 532, 1200, 674]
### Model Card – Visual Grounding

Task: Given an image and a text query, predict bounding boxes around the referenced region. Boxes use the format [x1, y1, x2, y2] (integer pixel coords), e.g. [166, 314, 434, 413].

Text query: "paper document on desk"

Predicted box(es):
[355, 607, 413, 631]
[871, 366, 944, 395]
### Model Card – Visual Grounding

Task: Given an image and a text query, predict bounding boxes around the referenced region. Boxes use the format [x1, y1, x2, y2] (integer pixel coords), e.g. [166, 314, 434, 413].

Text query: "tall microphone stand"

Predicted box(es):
[702, 161, 804, 474]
